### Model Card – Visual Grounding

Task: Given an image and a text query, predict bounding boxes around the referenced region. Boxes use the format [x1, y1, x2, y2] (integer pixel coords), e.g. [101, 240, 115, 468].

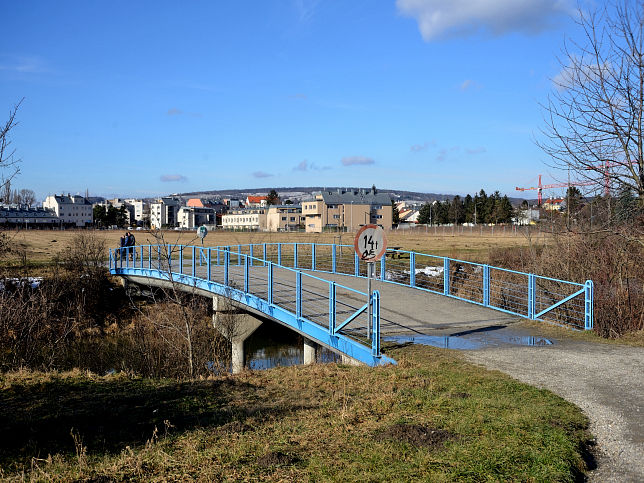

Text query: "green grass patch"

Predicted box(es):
[0, 346, 593, 481]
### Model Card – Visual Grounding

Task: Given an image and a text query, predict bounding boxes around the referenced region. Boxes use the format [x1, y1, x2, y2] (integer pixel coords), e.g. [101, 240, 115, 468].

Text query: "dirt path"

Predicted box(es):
[463, 338, 644, 482]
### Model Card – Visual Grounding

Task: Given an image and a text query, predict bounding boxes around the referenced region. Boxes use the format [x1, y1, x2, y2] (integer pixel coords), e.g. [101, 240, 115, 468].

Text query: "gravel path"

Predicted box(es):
[463, 337, 644, 482]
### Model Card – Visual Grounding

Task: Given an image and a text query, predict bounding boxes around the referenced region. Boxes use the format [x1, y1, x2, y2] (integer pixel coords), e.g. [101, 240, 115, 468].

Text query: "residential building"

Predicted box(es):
[301, 189, 393, 233]
[266, 205, 304, 231]
[0, 205, 59, 227]
[124, 199, 148, 225]
[221, 208, 266, 231]
[515, 207, 540, 225]
[43, 194, 93, 227]
[150, 197, 181, 228]
[246, 195, 268, 207]
[543, 198, 565, 211]
[178, 206, 216, 229]
[399, 208, 420, 224]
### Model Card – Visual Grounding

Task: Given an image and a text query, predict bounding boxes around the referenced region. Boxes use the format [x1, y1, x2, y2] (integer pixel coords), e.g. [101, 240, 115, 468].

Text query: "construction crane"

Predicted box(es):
[583, 159, 639, 196]
[516, 174, 594, 206]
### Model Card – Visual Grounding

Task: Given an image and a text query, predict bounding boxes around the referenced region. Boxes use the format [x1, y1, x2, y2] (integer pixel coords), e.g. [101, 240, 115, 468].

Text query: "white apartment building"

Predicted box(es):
[178, 206, 216, 229]
[124, 199, 148, 225]
[150, 197, 181, 228]
[43, 194, 93, 227]
[221, 208, 266, 231]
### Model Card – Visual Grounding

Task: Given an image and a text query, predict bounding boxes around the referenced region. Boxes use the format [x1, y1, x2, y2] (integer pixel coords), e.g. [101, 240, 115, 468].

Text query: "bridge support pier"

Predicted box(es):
[212, 295, 263, 374]
[303, 338, 318, 365]
[341, 355, 361, 366]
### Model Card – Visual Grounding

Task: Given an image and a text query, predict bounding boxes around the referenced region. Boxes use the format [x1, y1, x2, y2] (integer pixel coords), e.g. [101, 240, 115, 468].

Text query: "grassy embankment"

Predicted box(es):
[0, 345, 592, 481]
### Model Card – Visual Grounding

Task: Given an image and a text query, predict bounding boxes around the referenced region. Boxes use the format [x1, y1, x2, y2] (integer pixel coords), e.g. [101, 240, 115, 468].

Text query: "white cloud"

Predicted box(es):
[294, 160, 308, 171]
[410, 142, 429, 152]
[466, 147, 486, 155]
[0, 55, 49, 74]
[253, 171, 274, 178]
[396, 0, 574, 41]
[160, 174, 188, 182]
[552, 58, 610, 92]
[341, 156, 375, 166]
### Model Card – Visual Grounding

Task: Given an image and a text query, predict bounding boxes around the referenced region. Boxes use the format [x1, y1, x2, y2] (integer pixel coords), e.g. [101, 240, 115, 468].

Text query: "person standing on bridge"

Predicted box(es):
[126, 231, 136, 261]
[118, 234, 126, 261]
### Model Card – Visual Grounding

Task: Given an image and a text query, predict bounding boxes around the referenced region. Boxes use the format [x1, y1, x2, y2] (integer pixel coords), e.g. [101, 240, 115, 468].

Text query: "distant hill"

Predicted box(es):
[177, 187, 533, 206]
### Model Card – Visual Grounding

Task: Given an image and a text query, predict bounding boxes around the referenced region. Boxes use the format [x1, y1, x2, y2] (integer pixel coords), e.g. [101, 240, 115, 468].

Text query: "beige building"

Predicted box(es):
[266, 205, 304, 231]
[302, 189, 393, 233]
[222, 208, 266, 231]
[43, 194, 93, 227]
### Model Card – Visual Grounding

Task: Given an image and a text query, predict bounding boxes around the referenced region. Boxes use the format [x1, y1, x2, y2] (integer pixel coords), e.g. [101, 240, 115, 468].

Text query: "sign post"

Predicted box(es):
[197, 225, 208, 246]
[354, 224, 387, 340]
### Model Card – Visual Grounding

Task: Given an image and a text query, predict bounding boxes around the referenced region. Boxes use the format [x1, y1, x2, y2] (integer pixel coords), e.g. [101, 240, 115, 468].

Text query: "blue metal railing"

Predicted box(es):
[110, 242, 594, 331]
[110, 244, 390, 364]
[173, 242, 593, 330]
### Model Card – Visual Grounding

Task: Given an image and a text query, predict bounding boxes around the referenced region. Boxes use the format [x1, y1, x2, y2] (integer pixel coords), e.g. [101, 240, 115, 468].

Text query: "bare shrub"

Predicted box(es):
[489, 225, 643, 337]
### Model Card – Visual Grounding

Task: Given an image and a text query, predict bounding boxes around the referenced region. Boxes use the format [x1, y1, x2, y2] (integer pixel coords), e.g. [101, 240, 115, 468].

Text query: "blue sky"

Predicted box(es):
[1, 0, 585, 201]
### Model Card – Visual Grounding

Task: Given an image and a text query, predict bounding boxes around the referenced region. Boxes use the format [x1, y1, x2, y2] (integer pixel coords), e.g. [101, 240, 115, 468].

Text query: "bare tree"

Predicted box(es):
[539, 1, 644, 205]
[0, 99, 23, 202]
[19, 188, 36, 206]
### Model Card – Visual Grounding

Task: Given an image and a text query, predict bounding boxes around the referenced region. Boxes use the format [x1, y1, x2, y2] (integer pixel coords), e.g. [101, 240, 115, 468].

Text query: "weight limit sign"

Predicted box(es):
[354, 224, 387, 262]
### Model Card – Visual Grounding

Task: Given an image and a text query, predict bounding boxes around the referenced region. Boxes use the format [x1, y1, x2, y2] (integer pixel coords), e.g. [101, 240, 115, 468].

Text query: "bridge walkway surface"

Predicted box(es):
[111, 242, 592, 366]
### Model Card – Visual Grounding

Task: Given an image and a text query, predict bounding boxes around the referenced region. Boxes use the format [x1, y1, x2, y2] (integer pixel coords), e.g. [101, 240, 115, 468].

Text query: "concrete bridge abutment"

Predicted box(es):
[212, 295, 263, 374]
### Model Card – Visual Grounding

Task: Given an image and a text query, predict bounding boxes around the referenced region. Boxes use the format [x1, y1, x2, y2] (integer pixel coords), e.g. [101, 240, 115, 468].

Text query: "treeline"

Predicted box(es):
[417, 190, 514, 225]
[93, 204, 128, 227]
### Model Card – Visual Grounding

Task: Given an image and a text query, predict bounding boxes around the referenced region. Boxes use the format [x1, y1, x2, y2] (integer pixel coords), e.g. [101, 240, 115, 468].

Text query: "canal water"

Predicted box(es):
[245, 322, 552, 370]
[245, 319, 340, 370]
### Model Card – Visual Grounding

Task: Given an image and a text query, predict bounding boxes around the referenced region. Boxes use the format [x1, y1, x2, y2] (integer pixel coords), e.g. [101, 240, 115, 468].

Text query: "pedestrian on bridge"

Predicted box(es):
[117, 234, 126, 261]
[126, 231, 136, 261]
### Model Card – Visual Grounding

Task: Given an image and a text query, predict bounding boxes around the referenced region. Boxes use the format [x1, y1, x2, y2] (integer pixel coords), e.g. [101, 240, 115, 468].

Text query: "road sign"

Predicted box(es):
[197, 225, 208, 240]
[354, 224, 387, 262]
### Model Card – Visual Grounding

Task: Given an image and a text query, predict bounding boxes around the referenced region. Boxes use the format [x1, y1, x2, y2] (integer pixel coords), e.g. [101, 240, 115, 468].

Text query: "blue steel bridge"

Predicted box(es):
[109, 243, 593, 370]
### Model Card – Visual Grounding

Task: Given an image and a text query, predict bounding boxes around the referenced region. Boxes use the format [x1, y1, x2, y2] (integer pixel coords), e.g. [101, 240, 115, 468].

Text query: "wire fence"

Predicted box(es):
[110, 241, 593, 332]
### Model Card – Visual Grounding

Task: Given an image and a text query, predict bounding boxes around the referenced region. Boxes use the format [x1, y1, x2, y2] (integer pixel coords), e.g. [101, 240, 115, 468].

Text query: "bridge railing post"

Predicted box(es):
[224, 249, 229, 286]
[528, 273, 536, 319]
[278, 243, 282, 266]
[294, 243, 298, 269]
[244, 255, 249, 293]
[263, 243, 267, 267]
[296, 271, 302, 319]
[372, 290, 381, 357]
[380, 255, 386, 281]
[207, 248, 211, 282]
[354, 253, 359, 277]
[443, 257, 450, 295]
[109, 249, 113, 270]
[329, 281, 336, 334]
[237, 244, 241, 266]
[332, 244, 337, 273]
[584, 279, 594, 330]
[268, 262, 273, 305]
[179, 245, 183, 275]
[249, 244, 254, 267]
[410, 252, 416, 287]
[483, 264, 490, 306]
[148, 245, 152, 270]
[311, 243, 316, 271]
[192, 246, 196, 278]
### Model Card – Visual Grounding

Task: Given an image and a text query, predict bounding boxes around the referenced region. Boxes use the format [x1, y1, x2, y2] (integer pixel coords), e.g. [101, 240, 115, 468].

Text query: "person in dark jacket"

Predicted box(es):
[126, 231, 136, 261]
[118, 234, 127, 261]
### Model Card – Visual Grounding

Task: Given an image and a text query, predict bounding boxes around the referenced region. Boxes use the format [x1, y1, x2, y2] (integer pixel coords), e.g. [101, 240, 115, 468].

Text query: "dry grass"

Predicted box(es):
[0, 345, 592, 481]
[1, 228, 538, 265]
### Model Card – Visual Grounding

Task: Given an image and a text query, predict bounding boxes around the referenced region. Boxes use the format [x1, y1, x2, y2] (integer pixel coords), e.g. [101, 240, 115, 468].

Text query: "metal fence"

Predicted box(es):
[111, 242, 593, 332]
[110, 244, 384, 362]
